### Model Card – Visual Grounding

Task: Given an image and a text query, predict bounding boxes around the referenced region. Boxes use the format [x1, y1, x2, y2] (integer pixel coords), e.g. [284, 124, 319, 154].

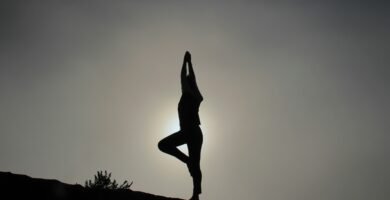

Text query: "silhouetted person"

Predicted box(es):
[158, 51, 203, 200]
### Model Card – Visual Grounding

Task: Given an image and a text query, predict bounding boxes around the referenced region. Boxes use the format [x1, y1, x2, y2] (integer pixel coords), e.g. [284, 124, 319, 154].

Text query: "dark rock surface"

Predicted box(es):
[0, 172, 184, 200]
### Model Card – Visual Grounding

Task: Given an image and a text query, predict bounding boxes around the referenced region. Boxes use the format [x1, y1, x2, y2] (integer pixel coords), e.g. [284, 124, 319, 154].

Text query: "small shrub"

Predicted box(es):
[85, 170, 132, 190]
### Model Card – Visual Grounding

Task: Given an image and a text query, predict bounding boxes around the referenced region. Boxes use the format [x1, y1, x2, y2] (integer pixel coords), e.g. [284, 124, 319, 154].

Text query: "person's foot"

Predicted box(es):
[189, 194, 199, 200]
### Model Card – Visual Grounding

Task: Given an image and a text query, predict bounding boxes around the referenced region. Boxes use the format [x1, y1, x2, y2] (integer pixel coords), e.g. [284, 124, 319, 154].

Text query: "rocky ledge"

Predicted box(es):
[0, 172, 183, 200]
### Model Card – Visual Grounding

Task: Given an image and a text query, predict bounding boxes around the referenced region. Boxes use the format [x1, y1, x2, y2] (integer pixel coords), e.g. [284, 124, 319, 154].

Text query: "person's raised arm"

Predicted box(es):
[181, 54, 187, 81]
[181, 52, 191, 93]
[187, 56, 196, 80]
[185, 52, 203, 101]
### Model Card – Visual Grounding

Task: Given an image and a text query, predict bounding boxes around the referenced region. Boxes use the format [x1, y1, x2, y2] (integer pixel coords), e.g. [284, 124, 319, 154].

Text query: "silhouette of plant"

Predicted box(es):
[85, 170, 132, 190]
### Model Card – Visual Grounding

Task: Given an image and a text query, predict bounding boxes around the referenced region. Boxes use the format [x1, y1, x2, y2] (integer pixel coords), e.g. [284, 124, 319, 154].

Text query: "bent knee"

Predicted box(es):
[158, 140, 168, 152]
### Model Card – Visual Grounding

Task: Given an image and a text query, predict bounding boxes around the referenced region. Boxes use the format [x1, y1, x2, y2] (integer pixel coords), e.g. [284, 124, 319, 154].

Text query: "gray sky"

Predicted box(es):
[0, 1, 389, 200]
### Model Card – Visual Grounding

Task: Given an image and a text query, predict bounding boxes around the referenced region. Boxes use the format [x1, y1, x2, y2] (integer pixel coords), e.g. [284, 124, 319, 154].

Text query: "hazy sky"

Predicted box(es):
[0, 1, 389, 200]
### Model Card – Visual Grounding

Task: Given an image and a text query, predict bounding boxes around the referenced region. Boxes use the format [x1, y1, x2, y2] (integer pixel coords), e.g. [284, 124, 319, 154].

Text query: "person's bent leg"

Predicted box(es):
[158, 130, 189, 164]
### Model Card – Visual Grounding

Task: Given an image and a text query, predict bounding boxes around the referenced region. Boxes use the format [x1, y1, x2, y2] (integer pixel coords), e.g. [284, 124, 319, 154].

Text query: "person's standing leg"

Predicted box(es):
[158, 130, 189, 164]
[187, 127, 203, 198]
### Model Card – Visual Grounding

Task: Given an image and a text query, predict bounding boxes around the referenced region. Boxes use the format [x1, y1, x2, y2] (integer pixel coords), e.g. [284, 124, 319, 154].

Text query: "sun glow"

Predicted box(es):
[164, 116, 180, 135]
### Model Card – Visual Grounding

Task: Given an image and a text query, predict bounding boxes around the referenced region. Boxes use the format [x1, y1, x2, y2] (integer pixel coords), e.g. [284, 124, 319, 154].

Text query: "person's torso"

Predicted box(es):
[178, 93, 202, 128]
